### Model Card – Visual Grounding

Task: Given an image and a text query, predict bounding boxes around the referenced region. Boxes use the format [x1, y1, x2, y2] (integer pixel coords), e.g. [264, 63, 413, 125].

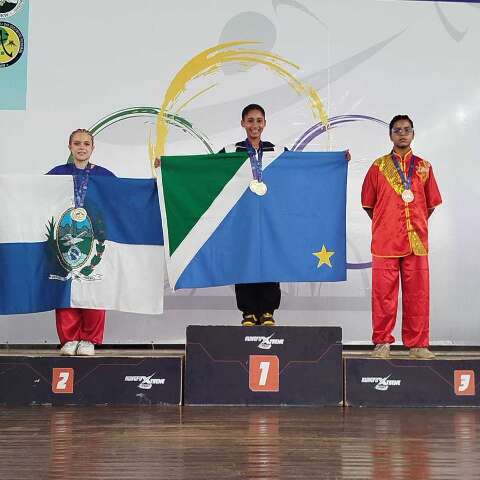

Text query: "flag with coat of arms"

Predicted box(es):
[0, 175, 164, 315]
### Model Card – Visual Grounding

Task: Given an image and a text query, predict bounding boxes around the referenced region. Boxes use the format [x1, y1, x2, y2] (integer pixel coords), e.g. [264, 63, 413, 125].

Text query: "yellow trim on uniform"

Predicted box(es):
[374, 153, 428, 256]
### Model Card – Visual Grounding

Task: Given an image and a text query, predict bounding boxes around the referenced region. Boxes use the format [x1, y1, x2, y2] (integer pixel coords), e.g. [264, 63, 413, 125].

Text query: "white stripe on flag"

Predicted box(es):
[156, 166, 171, 283]
[0, 175, 73, 243]
[70, 241, 164, 314]
[166, 150, 280, 289]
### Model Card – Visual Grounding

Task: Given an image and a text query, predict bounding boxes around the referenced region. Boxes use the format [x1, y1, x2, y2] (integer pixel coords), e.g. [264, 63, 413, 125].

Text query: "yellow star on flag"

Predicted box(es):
[313, 245, 335, 268]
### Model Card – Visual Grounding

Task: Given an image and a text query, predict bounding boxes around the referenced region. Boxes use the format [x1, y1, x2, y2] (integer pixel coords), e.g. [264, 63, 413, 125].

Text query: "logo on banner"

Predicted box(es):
[454, 370, 475, 396]
[46, 207, 106, 282]
[361, 374, 401, 391]
[244, 333, 285, 350]
[0, 0, 24, 19]
[0, 21, 23, 68]
[52, 368, 75, 394]
[124, 373, 166, 390]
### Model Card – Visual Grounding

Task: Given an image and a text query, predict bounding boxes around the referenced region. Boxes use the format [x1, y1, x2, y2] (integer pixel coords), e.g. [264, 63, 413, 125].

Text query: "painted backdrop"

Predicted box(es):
[0, 0, 479, 344]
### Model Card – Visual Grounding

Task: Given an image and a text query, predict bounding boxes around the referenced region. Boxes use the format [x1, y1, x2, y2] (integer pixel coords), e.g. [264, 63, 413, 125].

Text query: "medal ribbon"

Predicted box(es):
[73, 163, 92, 208]
[245, 138, 263, 182]
[391, 152, 416, 192]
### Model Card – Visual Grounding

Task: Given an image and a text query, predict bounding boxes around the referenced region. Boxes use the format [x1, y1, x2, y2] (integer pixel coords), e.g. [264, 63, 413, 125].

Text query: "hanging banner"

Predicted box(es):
[0, 0, 28, 109]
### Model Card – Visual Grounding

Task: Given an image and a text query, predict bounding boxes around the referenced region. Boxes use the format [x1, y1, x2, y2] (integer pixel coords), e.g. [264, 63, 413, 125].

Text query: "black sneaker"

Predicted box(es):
[241, 314, 257, 327]
[258, 313, 275, 326]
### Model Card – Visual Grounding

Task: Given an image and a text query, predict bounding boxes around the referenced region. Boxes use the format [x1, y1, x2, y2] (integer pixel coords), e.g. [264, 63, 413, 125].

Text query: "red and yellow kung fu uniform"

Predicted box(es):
[361, 150, 442, 347]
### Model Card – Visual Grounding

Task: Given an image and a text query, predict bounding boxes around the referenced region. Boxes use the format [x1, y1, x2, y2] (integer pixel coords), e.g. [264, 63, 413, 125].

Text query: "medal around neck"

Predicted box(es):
[71, 207, 87, 222]
[249, 180, 267, 196]
[401, 189, 414, 203]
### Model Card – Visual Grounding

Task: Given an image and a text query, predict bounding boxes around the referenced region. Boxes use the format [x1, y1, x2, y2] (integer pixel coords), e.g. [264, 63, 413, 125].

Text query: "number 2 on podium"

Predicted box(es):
[249, 355, 280, 392]
[52, 368, 74, 394]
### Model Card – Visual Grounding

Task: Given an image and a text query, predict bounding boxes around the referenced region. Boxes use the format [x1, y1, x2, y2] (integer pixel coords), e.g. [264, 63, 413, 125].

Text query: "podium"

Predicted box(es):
[345, 357, 480, 407]
[185, 326, 342, 405]
[0, 352, 183, 406]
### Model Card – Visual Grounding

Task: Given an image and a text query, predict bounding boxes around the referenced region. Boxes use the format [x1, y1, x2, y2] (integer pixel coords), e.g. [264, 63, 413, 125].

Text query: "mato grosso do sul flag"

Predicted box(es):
[0, 175, 164, 315]
[157, 149, 348, 290]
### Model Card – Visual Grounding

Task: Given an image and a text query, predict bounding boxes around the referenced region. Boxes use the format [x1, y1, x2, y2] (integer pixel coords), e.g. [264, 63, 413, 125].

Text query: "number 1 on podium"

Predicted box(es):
[249, 355, 280, 392]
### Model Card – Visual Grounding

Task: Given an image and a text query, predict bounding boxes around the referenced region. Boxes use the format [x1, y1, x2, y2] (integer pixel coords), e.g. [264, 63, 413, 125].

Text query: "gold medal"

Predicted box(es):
[249, 180, 267, 196]
[401, 189, 414, 203]
[71, 207, 87, 222]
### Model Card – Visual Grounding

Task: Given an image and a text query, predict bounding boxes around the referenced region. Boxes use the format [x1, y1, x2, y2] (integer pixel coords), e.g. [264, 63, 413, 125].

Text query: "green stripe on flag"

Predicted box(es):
[161, 152, 248, 255]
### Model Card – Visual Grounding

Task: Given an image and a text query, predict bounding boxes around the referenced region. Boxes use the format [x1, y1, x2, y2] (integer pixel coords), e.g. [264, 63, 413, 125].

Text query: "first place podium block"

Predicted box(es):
[185, 325, 342, 406]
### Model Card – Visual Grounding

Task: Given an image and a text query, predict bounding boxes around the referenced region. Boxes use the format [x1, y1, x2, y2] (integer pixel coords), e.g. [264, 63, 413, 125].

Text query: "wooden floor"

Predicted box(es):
[1, 406, 479, 480]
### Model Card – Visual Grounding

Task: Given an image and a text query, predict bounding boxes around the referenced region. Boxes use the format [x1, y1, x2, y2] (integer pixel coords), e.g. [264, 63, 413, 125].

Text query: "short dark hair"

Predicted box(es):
[242, 104, 265, 120]
[389, 115, 413, 132]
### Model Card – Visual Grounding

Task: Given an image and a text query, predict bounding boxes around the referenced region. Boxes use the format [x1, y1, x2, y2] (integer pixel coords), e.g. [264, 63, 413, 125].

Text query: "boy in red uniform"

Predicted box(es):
[361, 115, 442, 359]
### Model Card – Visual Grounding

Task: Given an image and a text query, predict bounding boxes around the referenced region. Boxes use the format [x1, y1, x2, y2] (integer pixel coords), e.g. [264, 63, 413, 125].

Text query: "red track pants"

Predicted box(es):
[372, 255, 430, 348]
[55, 308, 105, 345]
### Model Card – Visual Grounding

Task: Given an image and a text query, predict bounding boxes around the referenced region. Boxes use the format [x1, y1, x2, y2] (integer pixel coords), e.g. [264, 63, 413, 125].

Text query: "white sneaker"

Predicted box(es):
[60, 341, 79, 356]
[76, 340, 95, 356]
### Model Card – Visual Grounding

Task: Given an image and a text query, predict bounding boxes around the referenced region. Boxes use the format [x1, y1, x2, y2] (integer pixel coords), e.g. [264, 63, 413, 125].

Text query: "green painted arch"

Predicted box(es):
[67, 106, 213, 163]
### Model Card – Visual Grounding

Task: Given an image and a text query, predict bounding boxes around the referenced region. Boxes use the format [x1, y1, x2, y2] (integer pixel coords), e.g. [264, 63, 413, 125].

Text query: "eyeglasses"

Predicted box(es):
[391, 127, 414, 135]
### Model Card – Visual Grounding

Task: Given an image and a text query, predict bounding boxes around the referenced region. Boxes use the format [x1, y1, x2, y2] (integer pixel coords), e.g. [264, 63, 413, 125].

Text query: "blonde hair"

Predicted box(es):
[69, 128, 94, 146]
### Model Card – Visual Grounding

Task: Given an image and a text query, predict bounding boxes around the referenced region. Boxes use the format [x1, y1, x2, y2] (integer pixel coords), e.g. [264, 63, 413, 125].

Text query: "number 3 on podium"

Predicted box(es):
[249, 355, 280, 392]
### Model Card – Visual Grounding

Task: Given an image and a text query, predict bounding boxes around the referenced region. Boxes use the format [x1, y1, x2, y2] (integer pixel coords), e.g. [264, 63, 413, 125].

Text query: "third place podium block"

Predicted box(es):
[185, 325, 342, 406]
[345, 356, 480, 407]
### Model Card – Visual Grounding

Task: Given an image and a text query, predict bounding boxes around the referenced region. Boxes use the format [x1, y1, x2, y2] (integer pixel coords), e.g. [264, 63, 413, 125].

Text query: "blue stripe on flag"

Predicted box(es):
[0, 242, 71, 314]
[85, 177, 163, 245]
[176, 151, 347, 288]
